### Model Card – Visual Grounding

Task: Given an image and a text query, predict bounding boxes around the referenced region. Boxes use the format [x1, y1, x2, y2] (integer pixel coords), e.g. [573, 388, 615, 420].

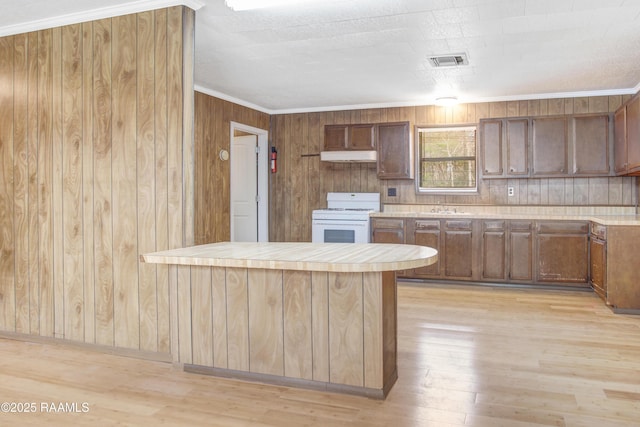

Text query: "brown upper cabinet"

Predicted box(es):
[479, 118, 529, 178]
[349, 124, 376, 150]
[531, 116, 568, 176]
[324, 122, 413, 179]
[480, 113, 612, 179]
[377, 122, 413, 179]
[324, 125, 349, 150]
[614, 93, 640, 175]
[324, 124, 375, 151]
[572, 114, 611, 175]
[614, 106, 628, 174]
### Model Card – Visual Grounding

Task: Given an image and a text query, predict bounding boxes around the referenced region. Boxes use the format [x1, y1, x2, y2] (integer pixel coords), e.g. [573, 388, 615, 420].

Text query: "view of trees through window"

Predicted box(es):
[418, 126, 477, 192]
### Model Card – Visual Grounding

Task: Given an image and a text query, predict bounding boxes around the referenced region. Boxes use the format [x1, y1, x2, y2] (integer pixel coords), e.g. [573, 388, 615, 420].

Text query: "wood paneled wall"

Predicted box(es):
[194, 92, 270, 244]
[0, 6, 195, 353]
[269, 96, 638, 242]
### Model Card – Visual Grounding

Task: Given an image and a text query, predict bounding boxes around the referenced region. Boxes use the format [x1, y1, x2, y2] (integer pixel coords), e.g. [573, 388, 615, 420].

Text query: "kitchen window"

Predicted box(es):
[417, 125, 477, 193]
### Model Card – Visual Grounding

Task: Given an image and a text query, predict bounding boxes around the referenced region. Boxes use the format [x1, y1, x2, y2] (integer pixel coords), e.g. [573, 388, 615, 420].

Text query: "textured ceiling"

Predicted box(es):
[2, 0, 640, 113]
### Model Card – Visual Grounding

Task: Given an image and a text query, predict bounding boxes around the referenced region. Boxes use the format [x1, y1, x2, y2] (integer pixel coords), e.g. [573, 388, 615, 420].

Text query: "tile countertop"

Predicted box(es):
[141, 242, 438, 273]
[372, 205, 640, 226]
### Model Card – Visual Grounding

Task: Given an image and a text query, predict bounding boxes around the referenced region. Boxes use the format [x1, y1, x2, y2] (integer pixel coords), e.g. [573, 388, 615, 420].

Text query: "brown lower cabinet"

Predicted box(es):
[590, 224, 640, 312]
[410, 219, 441, 277]
[508, 221, 533, 282]
[370, 218, 406, 276]
[589, 223, 607, 300]
[374, 217, 588, 287]
[373, 215, 640, 310]
[535, 221, 589, 286]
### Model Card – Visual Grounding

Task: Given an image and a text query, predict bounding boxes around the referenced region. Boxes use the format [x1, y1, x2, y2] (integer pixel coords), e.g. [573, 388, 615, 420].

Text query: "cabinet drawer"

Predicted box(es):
[371, 218, 404, 229]
[536, 221, 588, 234]
[590, 223, 607, 240]
[483, 220, 505, 231]
[415, 220, 440, 230]
[510, 221, 532, 231]
[445, 219, 472, 230]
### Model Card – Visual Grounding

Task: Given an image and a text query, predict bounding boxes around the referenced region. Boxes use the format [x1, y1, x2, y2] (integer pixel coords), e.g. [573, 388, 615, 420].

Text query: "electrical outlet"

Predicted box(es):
[508, 186, 515, 197]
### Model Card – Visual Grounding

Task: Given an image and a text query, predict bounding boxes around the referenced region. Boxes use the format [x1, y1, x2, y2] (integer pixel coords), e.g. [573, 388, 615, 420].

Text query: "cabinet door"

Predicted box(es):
[371, 218, 406, 276]
[481, 221, 506, 280]
[614, 107, 628, 174]
[377, 122, 412, 179]
[509, 222, 533, 282]
[349, 124, 375, 150]
[443, 220, 473, 279]
[531, 117, 568, 176]
[506, 119, 529, 176]
[324, 125, 348, 151]
[572, 114, 611, 176]
[626, 95, 640, 173]
[480, 119, 503, 177]
[590, 237, 606, 301]
[412, 220, 441, 277]
[371, 218, 404, 244]
[535, 221, 589, 285]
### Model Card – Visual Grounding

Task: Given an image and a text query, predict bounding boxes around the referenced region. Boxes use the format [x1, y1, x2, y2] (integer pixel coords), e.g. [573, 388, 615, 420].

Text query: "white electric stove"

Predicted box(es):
[311, 192, 380, 243]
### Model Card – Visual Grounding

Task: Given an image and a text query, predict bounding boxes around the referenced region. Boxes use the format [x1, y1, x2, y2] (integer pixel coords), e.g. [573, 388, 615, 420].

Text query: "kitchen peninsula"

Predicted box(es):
[141, 242, 437, 398]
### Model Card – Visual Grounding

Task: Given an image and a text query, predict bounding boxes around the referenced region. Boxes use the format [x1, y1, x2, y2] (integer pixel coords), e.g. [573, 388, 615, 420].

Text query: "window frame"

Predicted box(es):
[415, 124, 479, 194]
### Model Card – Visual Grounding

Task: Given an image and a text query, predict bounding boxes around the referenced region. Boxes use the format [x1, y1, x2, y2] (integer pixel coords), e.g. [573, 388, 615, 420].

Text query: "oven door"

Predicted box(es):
[312, 220, 370, 243]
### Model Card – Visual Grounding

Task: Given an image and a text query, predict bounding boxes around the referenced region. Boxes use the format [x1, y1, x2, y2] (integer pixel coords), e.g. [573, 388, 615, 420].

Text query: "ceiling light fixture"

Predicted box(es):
[225, 0, 319, 10]
[435, 97, 459, 107]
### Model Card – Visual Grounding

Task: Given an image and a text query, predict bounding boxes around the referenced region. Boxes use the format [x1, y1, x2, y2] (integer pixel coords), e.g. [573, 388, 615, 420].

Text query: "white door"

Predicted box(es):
[231, 134, 258, 242]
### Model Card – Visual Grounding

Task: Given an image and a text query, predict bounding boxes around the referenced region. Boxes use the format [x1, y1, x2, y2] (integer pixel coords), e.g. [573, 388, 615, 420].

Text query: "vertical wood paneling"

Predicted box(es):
[248, 269, 284, 375]
[93, 18, 114, 346]
[82, 22, 95, 343]
[14, 33, 29, 334]
[290, 115, 306, 241]
[137, 10, 158, 353]
[112, 14, 139, 349]
[329, 272, 364, 387]
[154, 8, 170, 354]
[27, 31, 40, 335]
[0, 36, 16, 332]
[62, 24, 84, 341]
[211, 266, 228, 368]
[181, 8, 195, 247]
[0, 5, 193, 355]
[191, 266, 213, 366]
[283, 270, 313, 380]
[177, 265, 192, 363]
[226, 268, 249, 371]
[311, 271, 329, 382]
[37, 29, 54, 338]
[193, 91, 270, 244]
[167, 6, 184, 252]
[51, 26, 64, 339]
[363, 272, 383, 389]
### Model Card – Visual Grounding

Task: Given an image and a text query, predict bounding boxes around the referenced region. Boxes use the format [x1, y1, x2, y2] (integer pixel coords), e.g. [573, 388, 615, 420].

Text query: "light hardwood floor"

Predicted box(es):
[0, 283, 639, 426]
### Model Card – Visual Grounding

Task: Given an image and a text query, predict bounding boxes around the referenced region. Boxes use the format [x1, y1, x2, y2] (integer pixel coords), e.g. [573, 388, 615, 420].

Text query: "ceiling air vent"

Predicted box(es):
[428, 53, 469, 67]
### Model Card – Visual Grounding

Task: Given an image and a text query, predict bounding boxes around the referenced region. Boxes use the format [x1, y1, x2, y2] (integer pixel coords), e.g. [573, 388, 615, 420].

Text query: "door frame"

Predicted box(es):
[230, 121, 269, 242]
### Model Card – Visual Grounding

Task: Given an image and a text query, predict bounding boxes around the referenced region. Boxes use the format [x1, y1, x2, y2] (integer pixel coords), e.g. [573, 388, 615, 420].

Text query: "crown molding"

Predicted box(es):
[0, 0, 205, 37]
[194, 85, 274, 115]
[195, 84, 640, 115]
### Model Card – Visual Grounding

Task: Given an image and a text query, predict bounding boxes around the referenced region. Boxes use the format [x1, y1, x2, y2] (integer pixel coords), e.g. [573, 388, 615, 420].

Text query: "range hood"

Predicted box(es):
[320, 150, 377, 162]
